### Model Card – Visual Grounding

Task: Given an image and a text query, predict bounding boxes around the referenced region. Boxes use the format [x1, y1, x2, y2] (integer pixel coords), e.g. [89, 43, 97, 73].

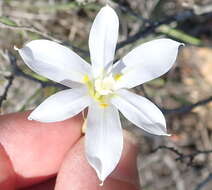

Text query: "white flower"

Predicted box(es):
[17, 5, 183, 184]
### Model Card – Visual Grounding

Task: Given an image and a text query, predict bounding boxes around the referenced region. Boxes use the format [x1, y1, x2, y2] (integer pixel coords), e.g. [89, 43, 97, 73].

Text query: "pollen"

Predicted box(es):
[82, 74, 95, 97]
[114, 73, 122, 81]
[83, 74, 90, 83]
[99, 103, 109, 108]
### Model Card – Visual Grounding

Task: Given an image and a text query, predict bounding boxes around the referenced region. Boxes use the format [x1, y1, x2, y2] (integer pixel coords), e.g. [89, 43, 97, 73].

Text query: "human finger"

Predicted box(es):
[20, 178, 55, 190]
[0, 111, 83, 188]
[55, 131, 139, 190]
[0, 144, 16, 190]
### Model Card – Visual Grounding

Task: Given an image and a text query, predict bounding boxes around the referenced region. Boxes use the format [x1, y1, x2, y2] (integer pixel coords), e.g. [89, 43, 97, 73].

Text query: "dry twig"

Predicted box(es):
[152, 146, 212, 167]
[0, 75, 14, 108]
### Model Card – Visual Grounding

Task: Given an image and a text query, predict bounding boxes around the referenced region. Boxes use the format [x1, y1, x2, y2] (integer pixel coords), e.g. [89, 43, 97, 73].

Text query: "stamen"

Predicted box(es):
[83, 74, 116, 108]
[82, 74, 90, 83]
[114, 73, 122, 81]
[99, 103, 109, 108]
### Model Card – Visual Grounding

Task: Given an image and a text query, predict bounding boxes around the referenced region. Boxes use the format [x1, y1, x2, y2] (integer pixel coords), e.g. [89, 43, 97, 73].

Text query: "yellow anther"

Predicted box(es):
[114, 73, 122, 81]
[83, 74, 95, 97]
[83, 74, 115, 108]
[83, 74, 90, 83]
[99, 103, 109, 108]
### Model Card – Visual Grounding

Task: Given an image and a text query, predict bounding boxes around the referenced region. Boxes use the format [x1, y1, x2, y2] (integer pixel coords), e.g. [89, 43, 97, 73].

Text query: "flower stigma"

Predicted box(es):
[83, 73, 121, 108]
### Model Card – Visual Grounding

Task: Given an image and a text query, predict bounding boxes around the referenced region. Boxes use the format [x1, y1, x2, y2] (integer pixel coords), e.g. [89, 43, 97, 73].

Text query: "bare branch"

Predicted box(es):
[0, 22, 88, 56]
[117, 3, 153, 24]
[0, 75, 14, 108]
[161, 96, 212, 115]
[117, 10, 195, 50]
[152, 146, 212, 166]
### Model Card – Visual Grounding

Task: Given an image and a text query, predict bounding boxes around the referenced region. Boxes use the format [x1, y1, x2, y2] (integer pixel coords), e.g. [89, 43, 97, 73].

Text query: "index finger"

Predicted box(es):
[55, 131, 139, 190]
[0, 111, 83, 188]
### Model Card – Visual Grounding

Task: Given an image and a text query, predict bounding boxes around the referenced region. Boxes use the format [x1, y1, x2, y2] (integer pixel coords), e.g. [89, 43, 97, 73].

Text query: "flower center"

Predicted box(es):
[83, 74, 117, 108]
[94, 75, 115, 96]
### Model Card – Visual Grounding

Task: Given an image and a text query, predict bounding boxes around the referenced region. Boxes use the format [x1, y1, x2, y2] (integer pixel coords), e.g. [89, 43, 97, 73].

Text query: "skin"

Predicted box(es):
[0, 111, 140, 190]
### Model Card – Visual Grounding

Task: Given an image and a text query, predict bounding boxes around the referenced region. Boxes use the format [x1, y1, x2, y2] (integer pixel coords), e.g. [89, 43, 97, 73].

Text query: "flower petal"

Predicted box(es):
[18, 40, 91, 87]
[29, 87, 90, 122]
[89, 5, 119, 77]
[85, 104, 123, 183]
[114, 39, 183, 89]
[111, 89, 169, 136]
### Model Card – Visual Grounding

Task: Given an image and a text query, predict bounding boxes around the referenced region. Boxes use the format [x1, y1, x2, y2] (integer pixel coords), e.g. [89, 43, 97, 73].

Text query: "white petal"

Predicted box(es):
[18, 40, 91, 87]
[29, 87, 90, 122]
[85, 104, 123, 183]
[89, 5, 119, 77]
[111, 89, 168, 136]
[114, 39, 183, 89]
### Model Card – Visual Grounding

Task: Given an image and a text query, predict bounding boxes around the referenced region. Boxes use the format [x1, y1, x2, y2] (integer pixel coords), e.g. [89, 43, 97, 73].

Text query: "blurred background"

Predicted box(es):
[0, 0, 211, 189]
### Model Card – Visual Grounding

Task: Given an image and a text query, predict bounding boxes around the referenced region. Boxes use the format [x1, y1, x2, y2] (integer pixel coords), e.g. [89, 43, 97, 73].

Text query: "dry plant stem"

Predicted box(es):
[161, 96, 212, 115]
[0, 22, 88, 56]
[116, 2, 212, 50]
[1, 4, 212, 56]
[0, 75, 14, 108]
[0, 22, 60, 42]
[116, 10, 195, 50]
[152, 146, 212, 166]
